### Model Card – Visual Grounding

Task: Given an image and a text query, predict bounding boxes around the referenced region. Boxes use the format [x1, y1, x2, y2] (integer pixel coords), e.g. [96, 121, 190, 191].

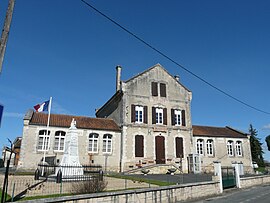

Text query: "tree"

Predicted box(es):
[265, 135, 270, 151]
[249, 124, 264, 167]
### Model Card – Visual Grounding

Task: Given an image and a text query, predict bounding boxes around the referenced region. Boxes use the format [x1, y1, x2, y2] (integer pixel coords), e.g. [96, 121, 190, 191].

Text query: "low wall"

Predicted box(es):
[240, 175, 270, 188]
[20, 181, 220, 203]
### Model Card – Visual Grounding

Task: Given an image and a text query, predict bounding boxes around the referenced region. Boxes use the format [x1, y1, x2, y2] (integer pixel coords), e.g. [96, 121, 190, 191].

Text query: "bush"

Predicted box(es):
[71, 179, 107, 194]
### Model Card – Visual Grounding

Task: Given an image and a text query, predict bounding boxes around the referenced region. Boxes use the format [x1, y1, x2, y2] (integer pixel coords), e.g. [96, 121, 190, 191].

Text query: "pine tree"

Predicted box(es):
[249, 124, 264, 167]
[265, 135, 270, 151]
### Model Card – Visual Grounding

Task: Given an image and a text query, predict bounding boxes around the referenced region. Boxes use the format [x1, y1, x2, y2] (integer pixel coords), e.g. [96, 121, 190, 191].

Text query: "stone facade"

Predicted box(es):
[18, 64, 253, 173]
[18, 111, 121, 171]
[96, 64, 253, 173]
[96, 64, 193, 172]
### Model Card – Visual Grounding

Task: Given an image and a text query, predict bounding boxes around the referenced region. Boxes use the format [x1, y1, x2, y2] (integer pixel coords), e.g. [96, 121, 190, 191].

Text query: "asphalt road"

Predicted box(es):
[182, 184, 270, 203]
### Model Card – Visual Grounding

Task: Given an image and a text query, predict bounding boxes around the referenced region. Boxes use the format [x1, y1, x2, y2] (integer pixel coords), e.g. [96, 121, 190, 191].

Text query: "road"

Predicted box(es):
[183, 184, 270, 203]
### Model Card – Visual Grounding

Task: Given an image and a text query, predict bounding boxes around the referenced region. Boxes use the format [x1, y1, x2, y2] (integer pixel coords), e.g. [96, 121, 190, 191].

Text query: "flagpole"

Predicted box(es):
[42, 97, 52, 176]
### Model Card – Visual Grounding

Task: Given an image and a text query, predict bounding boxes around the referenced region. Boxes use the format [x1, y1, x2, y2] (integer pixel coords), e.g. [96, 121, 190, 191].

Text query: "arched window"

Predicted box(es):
[103, 134, 112, 153]
[54, 131, 66, 151]
[206, 139, 214, 156]
[235, 141, 242, 156]
[227, 140, 234, 156]
[135, 135, 144, 157]
[196, 139, 204, 155]
[88, 133, 99, 153]
[37, 130, 50, 151]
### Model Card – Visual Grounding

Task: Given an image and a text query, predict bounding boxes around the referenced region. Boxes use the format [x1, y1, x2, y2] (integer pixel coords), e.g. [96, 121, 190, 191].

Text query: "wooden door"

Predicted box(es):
[155, 136, 165, 164]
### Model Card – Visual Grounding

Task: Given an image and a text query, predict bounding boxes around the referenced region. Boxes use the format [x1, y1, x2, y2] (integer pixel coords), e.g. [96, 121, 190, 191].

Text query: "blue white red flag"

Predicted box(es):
[34, 100, 50, 112]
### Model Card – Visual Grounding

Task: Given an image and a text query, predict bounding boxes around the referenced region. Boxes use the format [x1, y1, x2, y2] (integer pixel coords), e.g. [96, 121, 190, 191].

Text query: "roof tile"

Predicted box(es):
[30, 112, 121, 132]
[193, 125, 248, 138]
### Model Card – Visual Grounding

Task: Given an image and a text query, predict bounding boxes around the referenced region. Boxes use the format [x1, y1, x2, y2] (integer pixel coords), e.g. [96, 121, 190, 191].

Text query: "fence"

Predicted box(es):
[35, 164, 103, 182]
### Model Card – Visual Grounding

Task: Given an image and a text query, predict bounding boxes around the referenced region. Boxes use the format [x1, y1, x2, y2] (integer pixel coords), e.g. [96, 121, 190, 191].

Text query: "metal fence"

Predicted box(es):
[35, 164, 103, 182]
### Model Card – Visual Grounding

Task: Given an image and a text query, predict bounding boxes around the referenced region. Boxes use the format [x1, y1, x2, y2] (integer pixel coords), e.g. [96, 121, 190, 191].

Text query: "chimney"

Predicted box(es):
[116, 65, 122, 91]
[174, 75, 180, 81]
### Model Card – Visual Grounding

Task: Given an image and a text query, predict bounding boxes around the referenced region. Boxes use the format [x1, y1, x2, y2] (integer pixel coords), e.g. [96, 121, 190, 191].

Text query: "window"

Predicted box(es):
[54, 131, 65, 152]
[196, 139, 204, 155]
[131, 105, 148, 124]
[151, 82, 166, 97]
[227, 140, 234, 156]
[175, 137, 184, 158]
[37, 130, 50, 151]
[135, 106, 143, 123]
[156, 108, 163, 124]
[235, 141, 242, 156]
[171, 109, 186, 126]
[135, 135, 144, 157]
[206, 139, 214, 156]
[160, 83, 166, 97]
[152, 107, 167, 125]
[103, 134, 112, 153]
[151, 82, 158, 96]
[174, 110, 182, 125]
[89, 133, 99, 153]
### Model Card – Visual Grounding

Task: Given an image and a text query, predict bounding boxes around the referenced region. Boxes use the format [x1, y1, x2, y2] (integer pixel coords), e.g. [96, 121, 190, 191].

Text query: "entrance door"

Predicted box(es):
[155, 136, 165, 164]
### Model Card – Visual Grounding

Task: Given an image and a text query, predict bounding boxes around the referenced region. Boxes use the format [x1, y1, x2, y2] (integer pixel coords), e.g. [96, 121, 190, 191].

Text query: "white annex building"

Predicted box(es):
[18, 64, 253, 173]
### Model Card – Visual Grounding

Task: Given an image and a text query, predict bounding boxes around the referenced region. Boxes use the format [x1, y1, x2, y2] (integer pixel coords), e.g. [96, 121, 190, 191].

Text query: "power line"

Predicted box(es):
[80, 0, 270, 115]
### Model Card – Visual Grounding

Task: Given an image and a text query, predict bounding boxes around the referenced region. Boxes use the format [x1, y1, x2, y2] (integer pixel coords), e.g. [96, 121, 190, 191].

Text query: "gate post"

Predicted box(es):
[233, 162, 241, 188]
[213, 161, 223, 193]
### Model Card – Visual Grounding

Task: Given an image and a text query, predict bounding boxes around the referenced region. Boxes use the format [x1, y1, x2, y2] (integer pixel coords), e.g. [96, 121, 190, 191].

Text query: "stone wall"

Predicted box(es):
[240, 175, 270, 188]
[20, 181, 220, 203]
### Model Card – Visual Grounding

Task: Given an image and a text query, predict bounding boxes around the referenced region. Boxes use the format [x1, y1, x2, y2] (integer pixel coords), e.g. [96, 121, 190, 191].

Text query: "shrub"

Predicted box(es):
[71, 179, 107, 194]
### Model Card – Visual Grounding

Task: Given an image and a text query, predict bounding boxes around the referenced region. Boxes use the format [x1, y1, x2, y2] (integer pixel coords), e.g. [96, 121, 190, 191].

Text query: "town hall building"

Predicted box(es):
[18, 64, 253, 173]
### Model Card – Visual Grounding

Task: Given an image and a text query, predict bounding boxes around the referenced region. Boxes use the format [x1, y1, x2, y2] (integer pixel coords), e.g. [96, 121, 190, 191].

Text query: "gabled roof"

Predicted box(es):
[124, 64, 191, 92]
[95, 90, 123, 117]
[28, 111, 121, 132]
[193, 125, 248, 139]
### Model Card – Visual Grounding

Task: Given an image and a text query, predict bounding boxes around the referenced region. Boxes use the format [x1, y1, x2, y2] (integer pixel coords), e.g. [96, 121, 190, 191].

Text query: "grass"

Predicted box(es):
[17, 193, 72, 201]
[255, 167, 268, 174]
[0, 190, 11, 202]
[106, 173, 174, 186]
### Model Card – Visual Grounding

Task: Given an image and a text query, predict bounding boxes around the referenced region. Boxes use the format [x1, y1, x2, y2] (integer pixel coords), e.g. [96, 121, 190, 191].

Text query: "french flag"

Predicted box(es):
[34, 100, 50, 112]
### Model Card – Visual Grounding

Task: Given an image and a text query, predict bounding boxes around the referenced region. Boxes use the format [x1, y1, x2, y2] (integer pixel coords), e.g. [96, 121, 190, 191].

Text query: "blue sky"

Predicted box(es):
[1, 0, 270, 160]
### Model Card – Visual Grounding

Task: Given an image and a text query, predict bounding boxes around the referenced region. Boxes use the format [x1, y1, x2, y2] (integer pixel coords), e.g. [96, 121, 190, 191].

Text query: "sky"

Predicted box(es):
[0, 0, 270, 160]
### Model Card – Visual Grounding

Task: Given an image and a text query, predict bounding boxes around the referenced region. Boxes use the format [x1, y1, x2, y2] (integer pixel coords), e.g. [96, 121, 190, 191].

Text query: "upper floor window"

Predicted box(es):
[131, 105, 148, 124]
[135, 135, 144, 157]
[152, 107, 167, 125]
[54, 131, 65, 152]
[89, 133, 99, 153]
[206, 139, 214, 156]
[103, 134, 112, 154]
[160, 83, 166, 97]
[171, 109, 186, 126]
[235, 141, 242, 156]
[196, 139, 204, 155]
[227, 140, 234, 156]
[151, 82, 158, 96]
[156, 108, 163, 124]
[135, 106, 143, 123]
[151, 82, 166, 97]
[37, 130, 50, 151]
